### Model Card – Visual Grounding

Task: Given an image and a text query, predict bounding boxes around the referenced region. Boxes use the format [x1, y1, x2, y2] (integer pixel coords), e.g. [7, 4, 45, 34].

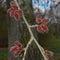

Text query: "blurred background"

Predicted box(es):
[0, 0, 8, 60]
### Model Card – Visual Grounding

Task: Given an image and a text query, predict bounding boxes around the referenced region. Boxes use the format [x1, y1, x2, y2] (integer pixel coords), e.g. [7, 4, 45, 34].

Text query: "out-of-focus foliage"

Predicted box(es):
[0, 0, 7, 8]
[0, 48, 8, 60]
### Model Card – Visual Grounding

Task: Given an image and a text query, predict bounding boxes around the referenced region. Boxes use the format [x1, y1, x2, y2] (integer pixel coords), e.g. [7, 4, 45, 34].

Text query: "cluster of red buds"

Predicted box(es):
[7, 1, 22, 20]
[44, 50, 54, 59]
[36, 14, 49, 33]
[10, 41, 24, 57]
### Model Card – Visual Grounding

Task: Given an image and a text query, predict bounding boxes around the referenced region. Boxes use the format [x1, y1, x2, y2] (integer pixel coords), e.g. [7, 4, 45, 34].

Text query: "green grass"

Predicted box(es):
[46, 34, 60, 50]
[0, 48, 8, 60]
[39, 32, 60, 50]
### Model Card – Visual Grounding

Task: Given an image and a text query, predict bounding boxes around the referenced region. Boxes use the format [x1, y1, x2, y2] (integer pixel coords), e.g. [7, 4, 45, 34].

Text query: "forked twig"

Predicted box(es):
[14, 0, 48, 60]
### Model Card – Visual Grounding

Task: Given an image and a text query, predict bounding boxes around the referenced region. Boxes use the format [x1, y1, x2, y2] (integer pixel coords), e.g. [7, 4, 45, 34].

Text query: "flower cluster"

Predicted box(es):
[44, 50, 54, 58]
[10, 41, 24, 57]
[36, 14, 49, 33]
[7, 1, 22, 20]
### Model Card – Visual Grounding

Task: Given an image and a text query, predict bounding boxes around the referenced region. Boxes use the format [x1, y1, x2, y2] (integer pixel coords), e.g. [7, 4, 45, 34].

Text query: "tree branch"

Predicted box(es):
[22, 37, 33, 60]
[29, 24, 38, 28]
[14, 0, 48, 60]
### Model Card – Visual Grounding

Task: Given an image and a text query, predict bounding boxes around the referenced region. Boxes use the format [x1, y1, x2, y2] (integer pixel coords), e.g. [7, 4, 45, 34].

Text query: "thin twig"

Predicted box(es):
[22, 37, 33, 60]
[29, 24, 38, 28]
[14, 0, 48, 60]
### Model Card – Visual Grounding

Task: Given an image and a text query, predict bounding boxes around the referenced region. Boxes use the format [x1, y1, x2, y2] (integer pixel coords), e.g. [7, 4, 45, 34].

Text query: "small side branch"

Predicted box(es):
[29, 24, 38, 28]
[22, 37, 33, 60]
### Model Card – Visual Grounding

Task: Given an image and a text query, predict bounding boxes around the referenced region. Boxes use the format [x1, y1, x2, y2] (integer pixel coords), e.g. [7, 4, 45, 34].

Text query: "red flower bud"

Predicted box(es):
[10, 41, 24, 57]
[37, 25, 43, 33]
[7, 1, 22, 20]
[42, 25, 48, 33]
[36, 15, 49, 33]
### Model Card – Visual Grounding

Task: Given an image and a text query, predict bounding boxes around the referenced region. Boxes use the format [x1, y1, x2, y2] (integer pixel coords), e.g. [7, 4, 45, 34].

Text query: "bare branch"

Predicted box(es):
[29, 24, 38, 28]
[22, 37, 33, 60]
[14, 0, 48, 60]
